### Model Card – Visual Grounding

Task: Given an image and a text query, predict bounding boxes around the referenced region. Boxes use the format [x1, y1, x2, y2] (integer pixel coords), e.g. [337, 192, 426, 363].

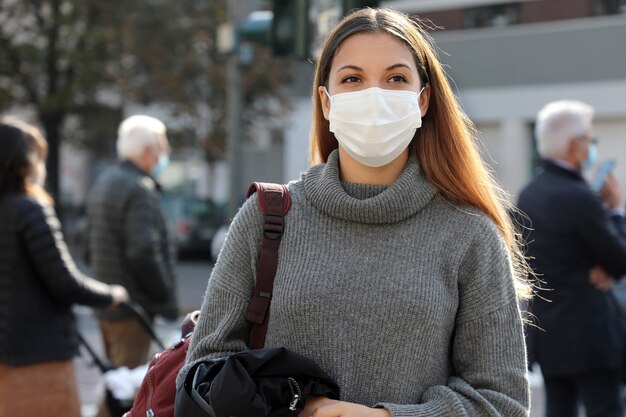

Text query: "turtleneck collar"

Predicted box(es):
[303, 149, 437, 224]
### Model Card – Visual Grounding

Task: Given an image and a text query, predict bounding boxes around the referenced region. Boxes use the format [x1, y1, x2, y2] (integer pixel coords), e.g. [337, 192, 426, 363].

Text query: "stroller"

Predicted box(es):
[78, 302, 166, 417]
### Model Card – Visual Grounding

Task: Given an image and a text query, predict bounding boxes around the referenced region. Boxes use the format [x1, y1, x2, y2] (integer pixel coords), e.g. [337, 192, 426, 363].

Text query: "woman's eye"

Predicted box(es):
[389, 75, 408, 83]
[341, 76, 360, 84]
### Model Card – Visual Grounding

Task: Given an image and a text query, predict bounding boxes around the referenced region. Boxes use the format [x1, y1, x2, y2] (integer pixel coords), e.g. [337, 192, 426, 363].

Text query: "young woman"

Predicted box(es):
[181, 8, 531, 417]
[0, 118, 128, 417]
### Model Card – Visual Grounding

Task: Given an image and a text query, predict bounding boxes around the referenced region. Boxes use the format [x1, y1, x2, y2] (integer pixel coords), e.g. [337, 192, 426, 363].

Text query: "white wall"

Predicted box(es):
[60, 143, 90, 206]
[459, 79, 626, 197]
[475, 120, 532, 200]
[284, 98, 313, 183]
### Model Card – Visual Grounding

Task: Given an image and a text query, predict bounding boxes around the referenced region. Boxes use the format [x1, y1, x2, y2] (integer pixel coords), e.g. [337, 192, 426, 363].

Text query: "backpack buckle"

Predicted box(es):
[263, 213, 284, 239]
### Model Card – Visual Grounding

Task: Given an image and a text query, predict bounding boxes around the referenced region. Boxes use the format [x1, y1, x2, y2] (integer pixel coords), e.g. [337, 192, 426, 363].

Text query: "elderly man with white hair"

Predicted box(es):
[86, 115, 178, 417]
[518, 100, 626, 417]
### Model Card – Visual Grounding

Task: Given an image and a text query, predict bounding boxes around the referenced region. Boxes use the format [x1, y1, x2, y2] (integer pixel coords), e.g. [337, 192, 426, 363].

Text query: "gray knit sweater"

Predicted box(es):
[180, 150, 530, 416]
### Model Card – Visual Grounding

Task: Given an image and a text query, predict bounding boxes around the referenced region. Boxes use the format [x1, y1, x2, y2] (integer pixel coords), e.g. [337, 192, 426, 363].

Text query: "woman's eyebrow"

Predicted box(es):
[336, 64, 363, 73]
[336, 63, 412, 73]
[385, 63, 412, 71]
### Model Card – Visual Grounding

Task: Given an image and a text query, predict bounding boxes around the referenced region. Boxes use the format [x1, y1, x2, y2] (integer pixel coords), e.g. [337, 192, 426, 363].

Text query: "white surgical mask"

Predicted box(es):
[325, 86, 424, 167]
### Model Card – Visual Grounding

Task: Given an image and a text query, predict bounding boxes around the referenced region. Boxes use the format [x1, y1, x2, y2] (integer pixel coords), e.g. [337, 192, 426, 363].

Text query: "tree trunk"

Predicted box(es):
[41, 113, 64, 201]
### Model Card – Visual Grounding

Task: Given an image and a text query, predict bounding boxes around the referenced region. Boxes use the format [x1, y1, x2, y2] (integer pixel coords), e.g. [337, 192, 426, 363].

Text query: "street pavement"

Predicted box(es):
[74, 260, 548, 417]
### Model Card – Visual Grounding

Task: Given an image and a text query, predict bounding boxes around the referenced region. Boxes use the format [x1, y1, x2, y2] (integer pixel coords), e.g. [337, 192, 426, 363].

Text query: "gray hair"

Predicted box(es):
[116, 115, 168, 160]
[535, 100, 594, 160]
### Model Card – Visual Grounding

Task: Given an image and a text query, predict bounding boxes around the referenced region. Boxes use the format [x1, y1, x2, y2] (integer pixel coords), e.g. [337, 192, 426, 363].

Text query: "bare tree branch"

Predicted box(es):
[61, 1, 99, 94]
[44, 0, 61, 98]
[0, 33, 40, 106]
[24, 0, 48, 31]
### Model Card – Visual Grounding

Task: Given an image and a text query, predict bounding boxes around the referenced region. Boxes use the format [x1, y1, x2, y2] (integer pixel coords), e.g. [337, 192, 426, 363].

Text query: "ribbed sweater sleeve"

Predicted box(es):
[376, 218, 529, 416]
[18, 198, 113, 307]
[178, 194, 264, 386]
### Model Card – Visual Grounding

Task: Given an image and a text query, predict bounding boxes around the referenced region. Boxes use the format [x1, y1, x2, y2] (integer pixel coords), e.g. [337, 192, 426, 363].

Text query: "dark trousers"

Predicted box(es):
[544, 370, 623, 417]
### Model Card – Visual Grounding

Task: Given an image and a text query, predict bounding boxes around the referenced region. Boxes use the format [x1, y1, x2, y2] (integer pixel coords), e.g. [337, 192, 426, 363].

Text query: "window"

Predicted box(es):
[593, 0, 626, 15]
[464, 4, 521, 29]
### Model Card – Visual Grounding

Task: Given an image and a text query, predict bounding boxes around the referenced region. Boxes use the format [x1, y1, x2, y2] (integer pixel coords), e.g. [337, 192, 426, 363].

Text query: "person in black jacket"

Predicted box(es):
[0, 118, 128, 417]
[518, 100, 626, 417]
[86, 115, 178, 417]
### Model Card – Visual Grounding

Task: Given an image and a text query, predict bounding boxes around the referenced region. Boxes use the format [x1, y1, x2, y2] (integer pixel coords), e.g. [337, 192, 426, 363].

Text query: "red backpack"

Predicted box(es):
[123, 183, 291, 417]
[123, 311, 199, 417]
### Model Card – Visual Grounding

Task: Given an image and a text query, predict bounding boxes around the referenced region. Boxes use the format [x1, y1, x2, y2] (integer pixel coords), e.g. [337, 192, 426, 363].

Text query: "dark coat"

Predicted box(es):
[176, 348, 341, 417]
[517, 160, 626, 377]
[0, 195, 113, 366]
[86, 161, 178, 320]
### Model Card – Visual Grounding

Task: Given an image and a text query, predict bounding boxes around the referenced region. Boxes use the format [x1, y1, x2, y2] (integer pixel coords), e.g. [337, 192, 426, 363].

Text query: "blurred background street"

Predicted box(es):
[73, 260, 211, 417]
[2, 0, 626, 416]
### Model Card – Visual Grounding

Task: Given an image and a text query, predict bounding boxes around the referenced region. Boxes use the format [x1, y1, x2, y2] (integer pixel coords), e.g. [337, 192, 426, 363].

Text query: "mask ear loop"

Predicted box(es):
[323, 87, 333, 120]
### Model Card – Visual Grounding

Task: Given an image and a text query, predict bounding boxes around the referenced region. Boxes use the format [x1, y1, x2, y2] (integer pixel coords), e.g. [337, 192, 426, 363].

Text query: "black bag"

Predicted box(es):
[175, 348, 340, 417]
[174, 183, 340, 417]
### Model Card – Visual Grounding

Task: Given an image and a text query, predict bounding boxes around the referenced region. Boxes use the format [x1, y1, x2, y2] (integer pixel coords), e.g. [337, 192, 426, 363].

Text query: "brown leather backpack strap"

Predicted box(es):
[245, 182, 291, 350]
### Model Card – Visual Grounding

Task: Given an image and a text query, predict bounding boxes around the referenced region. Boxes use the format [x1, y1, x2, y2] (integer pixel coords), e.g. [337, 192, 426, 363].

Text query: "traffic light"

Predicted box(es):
[271, 0, 308, 59]
[343, 0, 379, 14]
[270, 0, 379, 60]
[239, 11, 273, 48]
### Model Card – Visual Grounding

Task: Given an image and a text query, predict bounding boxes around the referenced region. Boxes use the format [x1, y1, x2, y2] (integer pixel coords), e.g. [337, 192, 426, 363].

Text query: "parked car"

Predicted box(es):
[160, 194, 226, 259]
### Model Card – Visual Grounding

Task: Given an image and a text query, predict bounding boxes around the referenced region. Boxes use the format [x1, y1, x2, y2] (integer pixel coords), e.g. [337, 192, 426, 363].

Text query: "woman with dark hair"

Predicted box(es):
[0, 118, 128, 417]
[181, 7, 531, 417]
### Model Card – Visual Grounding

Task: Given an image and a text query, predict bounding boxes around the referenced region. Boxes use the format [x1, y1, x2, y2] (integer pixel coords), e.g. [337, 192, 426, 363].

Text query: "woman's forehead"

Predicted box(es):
[331, 32, 417, 72]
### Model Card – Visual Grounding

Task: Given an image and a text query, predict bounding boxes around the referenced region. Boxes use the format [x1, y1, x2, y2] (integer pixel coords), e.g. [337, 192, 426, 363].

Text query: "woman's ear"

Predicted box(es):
[318, 86, 331, 121]
[419, 83, 431, 117]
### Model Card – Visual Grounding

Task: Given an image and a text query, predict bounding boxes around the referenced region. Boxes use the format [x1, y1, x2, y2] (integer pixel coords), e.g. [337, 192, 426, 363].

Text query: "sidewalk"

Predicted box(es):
[530, 369, 545, 417]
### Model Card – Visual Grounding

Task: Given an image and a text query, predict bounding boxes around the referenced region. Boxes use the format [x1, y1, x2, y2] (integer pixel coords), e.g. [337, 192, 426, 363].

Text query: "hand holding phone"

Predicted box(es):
[591, 159, 617, 192]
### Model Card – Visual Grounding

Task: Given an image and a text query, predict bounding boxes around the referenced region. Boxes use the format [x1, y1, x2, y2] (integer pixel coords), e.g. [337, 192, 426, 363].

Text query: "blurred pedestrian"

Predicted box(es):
[179, 8, 531, 416]
[518, 100, 626, 417]
[86, 115, 178, 417]
[0, 118, 128, 417]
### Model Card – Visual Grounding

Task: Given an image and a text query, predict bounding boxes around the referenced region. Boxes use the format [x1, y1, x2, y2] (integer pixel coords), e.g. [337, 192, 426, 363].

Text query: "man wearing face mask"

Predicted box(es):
[517, 101, 626, 417]
[86, 115, 178, 417]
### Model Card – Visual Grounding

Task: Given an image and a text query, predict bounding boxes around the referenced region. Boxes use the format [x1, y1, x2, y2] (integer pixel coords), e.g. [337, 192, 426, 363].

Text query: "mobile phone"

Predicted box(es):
[591, 159, 617, 192]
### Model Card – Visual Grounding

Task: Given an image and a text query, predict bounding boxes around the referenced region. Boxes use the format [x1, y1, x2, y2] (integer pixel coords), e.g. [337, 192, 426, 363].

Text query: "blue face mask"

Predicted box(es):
[582, 143, 597, 172]
[152, 154, 170, 178]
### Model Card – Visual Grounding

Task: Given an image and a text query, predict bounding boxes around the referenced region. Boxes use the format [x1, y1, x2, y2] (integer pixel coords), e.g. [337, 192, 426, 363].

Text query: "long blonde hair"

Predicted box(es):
[310, 8, 531, 299]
